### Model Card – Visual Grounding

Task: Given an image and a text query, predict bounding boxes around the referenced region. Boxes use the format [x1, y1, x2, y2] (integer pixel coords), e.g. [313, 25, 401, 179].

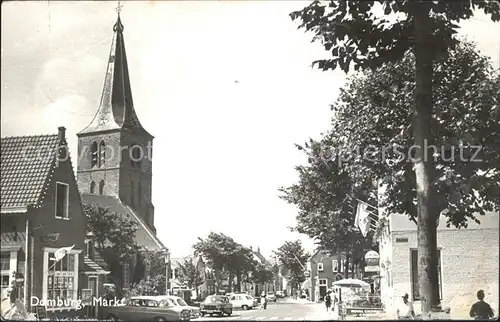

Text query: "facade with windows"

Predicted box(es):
[0, 127, 86, 313]
[307, 250, 348, 302]
[378, 211, 499, 319]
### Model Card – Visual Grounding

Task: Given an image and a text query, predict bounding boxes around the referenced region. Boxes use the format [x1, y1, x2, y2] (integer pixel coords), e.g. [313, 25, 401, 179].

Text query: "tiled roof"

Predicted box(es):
[81, 193, 164, 251]
[1, 134, 59, 210]
[83, 256, 109, 275]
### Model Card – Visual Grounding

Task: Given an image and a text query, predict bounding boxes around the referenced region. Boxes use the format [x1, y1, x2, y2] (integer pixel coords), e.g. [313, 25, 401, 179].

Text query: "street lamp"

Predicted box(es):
[164, 249, 171, 295]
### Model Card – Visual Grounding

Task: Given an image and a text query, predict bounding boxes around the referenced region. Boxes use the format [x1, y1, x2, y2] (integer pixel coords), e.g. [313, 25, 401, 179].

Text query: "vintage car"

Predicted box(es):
[154, 295, 201, 319]
[100, 296, 191, 321]
[227, 293, 255, 310]
[199, 295, 232, 317]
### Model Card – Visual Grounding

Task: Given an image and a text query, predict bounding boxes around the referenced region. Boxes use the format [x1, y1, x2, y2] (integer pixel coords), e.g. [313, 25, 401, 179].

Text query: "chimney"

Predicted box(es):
[58, 126, 66, 144]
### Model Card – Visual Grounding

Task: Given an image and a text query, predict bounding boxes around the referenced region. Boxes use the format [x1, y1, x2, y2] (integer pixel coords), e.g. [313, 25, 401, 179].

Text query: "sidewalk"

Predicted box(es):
[282, 297, 312, 305]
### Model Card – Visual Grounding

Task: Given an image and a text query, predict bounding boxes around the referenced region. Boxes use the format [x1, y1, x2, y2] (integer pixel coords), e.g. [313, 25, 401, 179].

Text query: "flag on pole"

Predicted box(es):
[355, 201, 371, 237]
[53, 245, 75, 262]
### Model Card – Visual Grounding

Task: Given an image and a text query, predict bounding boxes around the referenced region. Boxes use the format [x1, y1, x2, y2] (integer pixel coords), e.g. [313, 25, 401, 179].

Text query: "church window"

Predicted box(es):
[90, 181, 96, 194]
[99, 180, 105, 195]
[99, 141, 106, 167]
[130, 181, 135, 207]
[130, 145, 142, 168]
[138, 181, 142, 206]
[91, 142, 98, 168]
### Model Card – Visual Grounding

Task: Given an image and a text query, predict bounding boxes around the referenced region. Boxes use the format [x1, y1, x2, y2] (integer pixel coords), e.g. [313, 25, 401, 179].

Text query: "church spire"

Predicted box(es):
[79, 7, 152, 137]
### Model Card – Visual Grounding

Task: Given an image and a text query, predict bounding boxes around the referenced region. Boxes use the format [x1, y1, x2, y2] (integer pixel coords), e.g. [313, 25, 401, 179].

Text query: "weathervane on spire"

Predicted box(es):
[115, 1, 123, 15]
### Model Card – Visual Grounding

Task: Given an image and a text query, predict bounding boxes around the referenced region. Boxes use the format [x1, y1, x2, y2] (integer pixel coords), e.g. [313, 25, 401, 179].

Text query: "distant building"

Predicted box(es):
[378, 211, 499, 318]
[76, 13, 165, 291]
[1, 127, 87, 312]
[169, 256, 215, 300]
[307, 250, 348, 302]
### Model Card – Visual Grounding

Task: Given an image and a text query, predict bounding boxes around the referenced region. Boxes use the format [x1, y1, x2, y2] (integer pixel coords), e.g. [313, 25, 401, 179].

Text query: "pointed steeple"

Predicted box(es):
[79, 12, 152, 137]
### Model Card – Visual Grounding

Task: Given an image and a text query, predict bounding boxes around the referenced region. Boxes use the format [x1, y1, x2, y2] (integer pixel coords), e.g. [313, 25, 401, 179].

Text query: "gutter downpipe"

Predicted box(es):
[24, 216, 29, 310]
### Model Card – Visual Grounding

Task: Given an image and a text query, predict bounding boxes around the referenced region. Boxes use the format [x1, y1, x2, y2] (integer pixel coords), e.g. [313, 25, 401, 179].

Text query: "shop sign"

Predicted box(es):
[304, 271, 310, 277]
[364, 251, 380, 266]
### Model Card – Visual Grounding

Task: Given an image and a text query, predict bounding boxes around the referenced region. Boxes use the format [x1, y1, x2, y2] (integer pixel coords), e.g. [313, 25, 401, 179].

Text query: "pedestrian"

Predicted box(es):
[331, 289, 338, 312]
[469, 289, 494, 320]
[262, 294, 268, 310]
[325, 291, 332, 312]
[396, 293, 415, 320]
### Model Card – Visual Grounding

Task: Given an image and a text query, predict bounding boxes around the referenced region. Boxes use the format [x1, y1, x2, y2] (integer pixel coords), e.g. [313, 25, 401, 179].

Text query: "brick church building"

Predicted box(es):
[76, 13, 165, 292]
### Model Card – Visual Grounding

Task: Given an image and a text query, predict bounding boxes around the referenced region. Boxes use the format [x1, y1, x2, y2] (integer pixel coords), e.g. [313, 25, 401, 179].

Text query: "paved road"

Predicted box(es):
[196, 299, 330, 321]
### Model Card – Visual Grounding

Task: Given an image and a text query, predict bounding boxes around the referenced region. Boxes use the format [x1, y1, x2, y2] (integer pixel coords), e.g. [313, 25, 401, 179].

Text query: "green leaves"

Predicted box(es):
[177, 258, 204, 289]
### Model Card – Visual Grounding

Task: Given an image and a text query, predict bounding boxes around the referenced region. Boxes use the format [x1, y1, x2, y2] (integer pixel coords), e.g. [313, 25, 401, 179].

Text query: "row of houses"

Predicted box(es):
[169, 246, 286, 299]
[1, 13, 169, 315]
[303, 205, 498, 319]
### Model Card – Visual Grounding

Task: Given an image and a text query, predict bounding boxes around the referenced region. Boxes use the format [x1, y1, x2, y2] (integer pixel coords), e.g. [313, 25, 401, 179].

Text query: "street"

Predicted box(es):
[196, 299, 334, 321]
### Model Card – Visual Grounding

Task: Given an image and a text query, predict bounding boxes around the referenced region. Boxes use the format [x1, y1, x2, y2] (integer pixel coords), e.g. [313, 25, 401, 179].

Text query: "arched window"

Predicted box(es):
[130, 145, 142, 168]
[130, 181, 135, 207]
[99, 141, 106, 167]
[90, 181, 96, 194]
[137, 181, 142, 206]
[99, 180, 105, 195]
[91, 142, 98, 168]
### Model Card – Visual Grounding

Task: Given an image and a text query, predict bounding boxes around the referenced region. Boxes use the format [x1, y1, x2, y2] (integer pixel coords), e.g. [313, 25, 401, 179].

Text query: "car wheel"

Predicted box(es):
[226, 310, 232, 316]
[201, 312, 205, 317]
[106, 314, 119, 321]
[154, 317, 167, 322]
[242, 305, 249, 310]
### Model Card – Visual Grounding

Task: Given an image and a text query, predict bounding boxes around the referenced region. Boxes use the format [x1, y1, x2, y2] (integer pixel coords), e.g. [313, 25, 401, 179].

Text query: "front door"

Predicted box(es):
[319, 279, 327, 301]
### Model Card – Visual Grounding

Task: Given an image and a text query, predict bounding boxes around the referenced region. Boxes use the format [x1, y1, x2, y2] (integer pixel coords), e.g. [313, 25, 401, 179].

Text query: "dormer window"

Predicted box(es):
[91, 142, 98, 168]
[317, 263, 324, 272]
[99, 141, 106, 167]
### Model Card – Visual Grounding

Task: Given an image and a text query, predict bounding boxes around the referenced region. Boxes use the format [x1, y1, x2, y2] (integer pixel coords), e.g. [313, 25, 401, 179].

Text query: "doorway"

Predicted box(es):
[319, 279, 327, 301]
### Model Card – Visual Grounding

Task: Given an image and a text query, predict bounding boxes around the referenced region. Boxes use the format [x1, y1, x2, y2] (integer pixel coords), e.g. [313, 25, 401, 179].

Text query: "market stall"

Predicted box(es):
[331, 278, 383, 318]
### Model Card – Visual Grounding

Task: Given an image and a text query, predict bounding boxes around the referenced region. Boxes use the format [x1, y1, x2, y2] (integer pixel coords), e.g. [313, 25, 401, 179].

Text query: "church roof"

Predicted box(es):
[81, 193, 164, 251]
[78, 15, 152, 138]
[0, 128, 67, 211]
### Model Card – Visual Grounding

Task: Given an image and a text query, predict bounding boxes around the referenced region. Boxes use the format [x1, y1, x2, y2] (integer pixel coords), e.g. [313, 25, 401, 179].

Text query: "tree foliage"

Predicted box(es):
[328, 41, 499, 226]
[289, 0, 499, 312]
[129, 274, 166, 297]
[83, 202, 139, 263]
[273, 240, 309, 293]
[177, 257, 204, 290]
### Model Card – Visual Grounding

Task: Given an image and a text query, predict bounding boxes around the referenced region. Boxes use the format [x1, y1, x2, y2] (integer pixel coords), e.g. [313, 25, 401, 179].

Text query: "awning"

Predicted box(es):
[83, 256, 110, 275]
[1, 232, 25, 252]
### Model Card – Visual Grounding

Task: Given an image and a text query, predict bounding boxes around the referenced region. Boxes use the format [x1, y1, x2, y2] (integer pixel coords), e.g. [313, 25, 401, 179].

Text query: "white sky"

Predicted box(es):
[1, 1, 499, 259]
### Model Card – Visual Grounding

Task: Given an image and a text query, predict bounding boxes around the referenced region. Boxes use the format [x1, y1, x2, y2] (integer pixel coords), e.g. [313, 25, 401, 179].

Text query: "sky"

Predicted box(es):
[1, 1, 499, 259]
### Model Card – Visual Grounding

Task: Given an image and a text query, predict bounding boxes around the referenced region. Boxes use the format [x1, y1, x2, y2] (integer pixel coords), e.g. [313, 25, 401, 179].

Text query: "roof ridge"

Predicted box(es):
[1, 133, 58, 140]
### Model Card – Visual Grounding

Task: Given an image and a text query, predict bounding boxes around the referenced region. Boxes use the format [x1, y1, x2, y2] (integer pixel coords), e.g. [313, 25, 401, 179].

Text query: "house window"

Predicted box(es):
[0, 253, 10, 295]
[340, 259, 346, 272]
[55, 182, 69, 219]
[332, 260, 338, 272]
[90, 181, 96, 194]
[91, 142, 98, 168]
[99, 180, 105, 195]
[99, 141, 106, 167]
[46, 252, 76, 306]
[410, 249, 442, 301]
[318, 279, 327, 285]
[317, 263, 324, 272]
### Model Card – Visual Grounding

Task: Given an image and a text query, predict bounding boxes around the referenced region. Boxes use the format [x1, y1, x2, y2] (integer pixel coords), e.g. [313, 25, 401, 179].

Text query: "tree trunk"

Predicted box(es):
[229, 272, 234, 291]
[413, 2, 440, 313]
[236, 268, 241, 292]
[345, 253, 350, 279]
[336, 249, 342, 275]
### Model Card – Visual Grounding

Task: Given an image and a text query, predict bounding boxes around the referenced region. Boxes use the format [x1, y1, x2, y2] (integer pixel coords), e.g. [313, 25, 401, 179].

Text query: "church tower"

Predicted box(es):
[77, 13, 155, 232]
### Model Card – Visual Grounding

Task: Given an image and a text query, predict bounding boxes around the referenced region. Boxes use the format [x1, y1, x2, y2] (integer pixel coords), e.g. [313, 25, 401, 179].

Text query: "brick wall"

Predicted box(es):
[389, 228, 499, 318]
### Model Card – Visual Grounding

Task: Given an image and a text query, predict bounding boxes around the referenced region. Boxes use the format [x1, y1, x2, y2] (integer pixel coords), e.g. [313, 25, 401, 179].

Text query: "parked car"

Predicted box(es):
[200, 295, 232, 317]
[266, 292, 277, 302]
[101, 296, 191, 321]
[275, 291, 284, 298]
[155, 295, 201, 319]
[228, 293, 255, 310]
